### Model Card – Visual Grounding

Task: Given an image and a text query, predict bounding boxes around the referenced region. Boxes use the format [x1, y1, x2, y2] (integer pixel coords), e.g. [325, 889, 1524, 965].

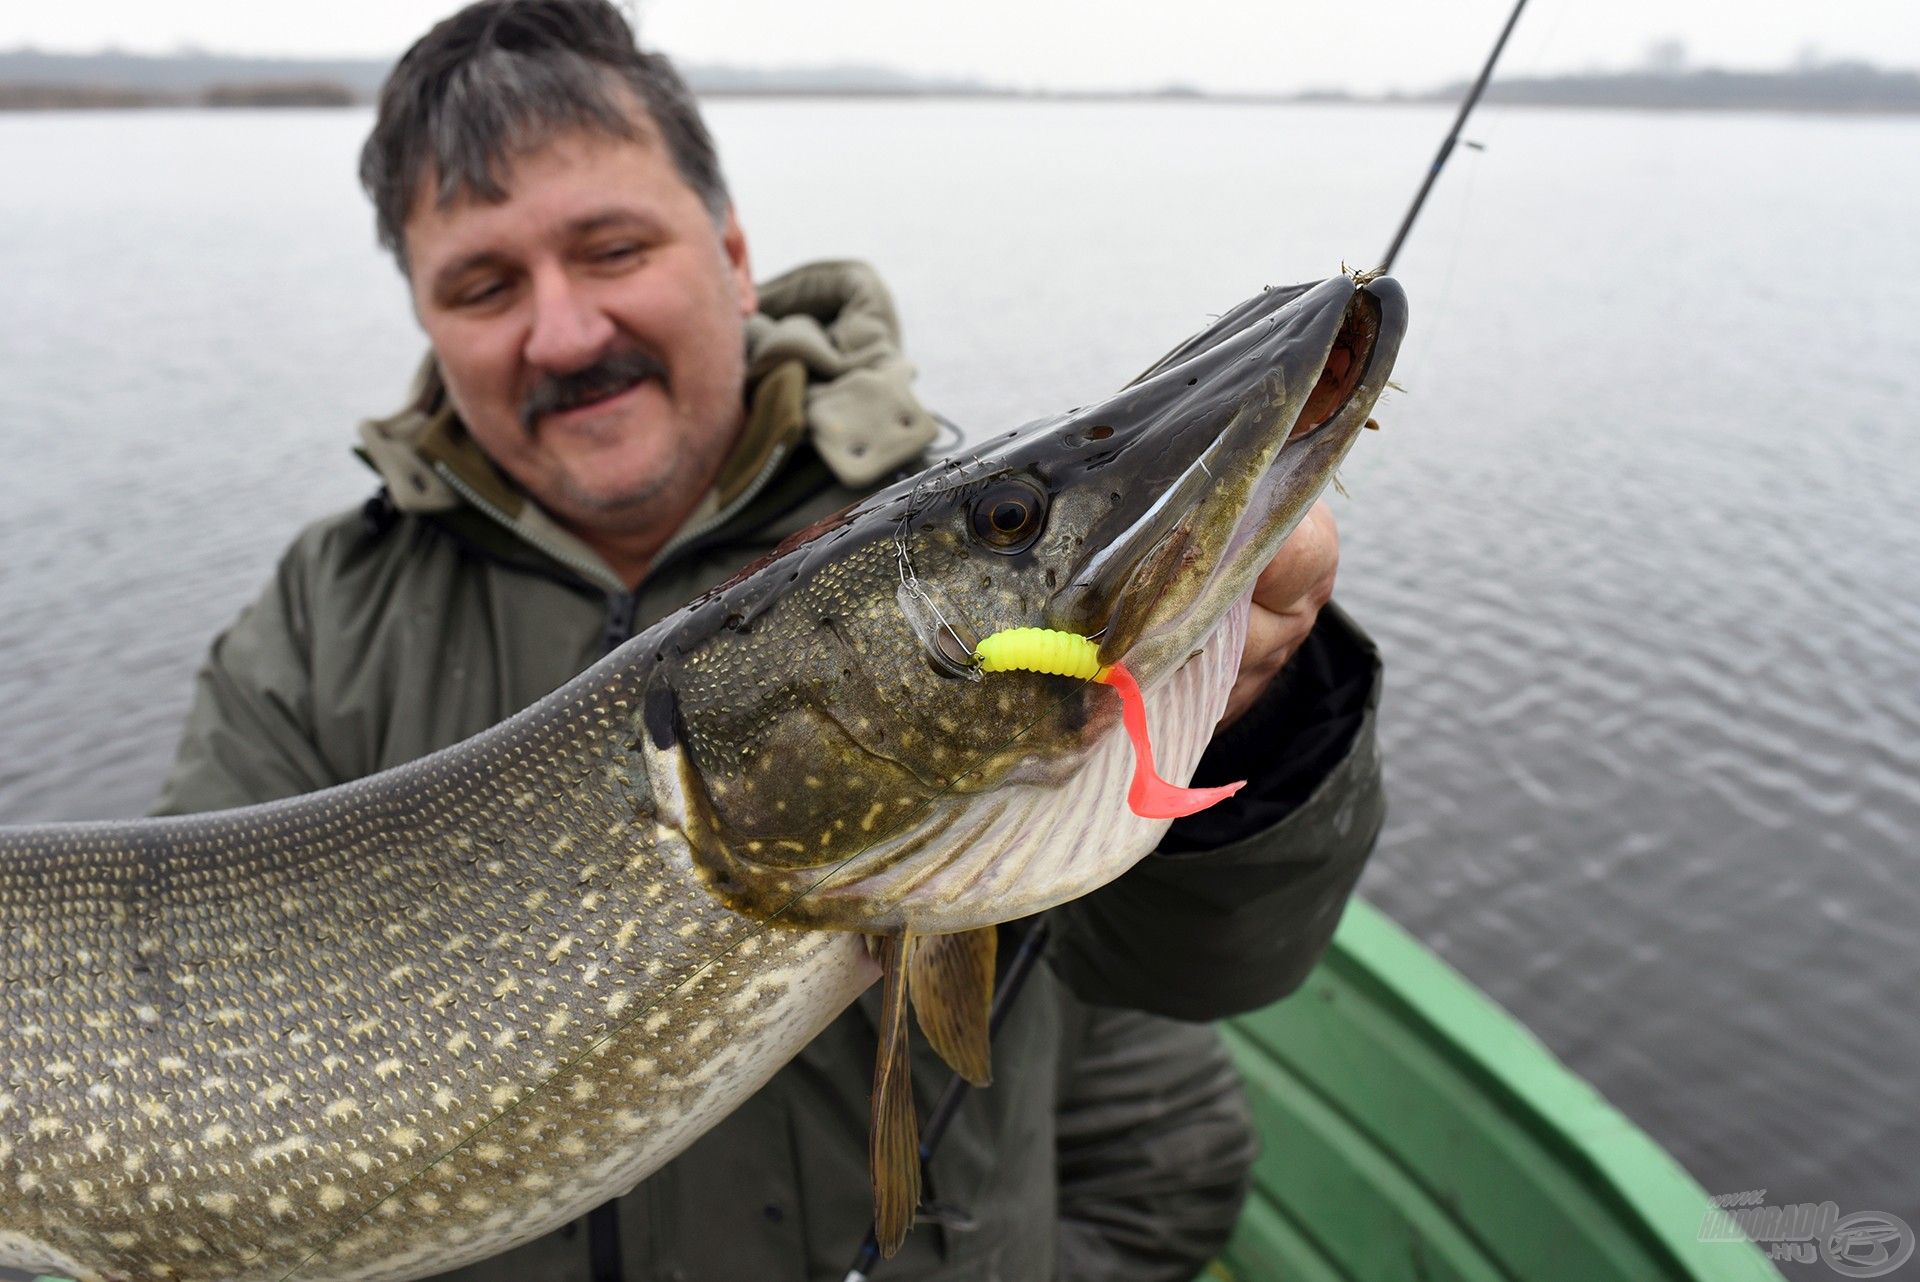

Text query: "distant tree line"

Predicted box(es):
[2, 45, 1917, 114]
[0, 79, 356, 110]
[1429, 63, 1920, 114]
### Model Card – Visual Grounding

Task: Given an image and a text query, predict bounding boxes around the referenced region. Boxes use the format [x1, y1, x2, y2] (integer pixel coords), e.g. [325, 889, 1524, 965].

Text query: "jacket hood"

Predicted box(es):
[355, 259, 939, 590]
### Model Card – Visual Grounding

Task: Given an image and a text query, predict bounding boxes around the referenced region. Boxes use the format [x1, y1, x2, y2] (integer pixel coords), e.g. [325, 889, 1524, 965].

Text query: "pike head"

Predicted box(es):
[641, 273, 1407, 933]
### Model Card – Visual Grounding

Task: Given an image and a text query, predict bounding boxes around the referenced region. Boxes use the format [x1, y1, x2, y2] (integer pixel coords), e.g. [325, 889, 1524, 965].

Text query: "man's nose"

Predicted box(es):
[523, 269, 615, 372]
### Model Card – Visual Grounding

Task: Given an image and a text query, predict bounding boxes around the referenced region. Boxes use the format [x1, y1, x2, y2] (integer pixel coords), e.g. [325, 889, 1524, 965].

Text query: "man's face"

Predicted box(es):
[403, 119, 755, 538]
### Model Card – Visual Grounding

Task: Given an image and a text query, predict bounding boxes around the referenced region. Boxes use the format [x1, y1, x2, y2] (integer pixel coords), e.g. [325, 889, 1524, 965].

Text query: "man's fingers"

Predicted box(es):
[1251, 500, 1339, 615]
[1219, 502, 1339, 726]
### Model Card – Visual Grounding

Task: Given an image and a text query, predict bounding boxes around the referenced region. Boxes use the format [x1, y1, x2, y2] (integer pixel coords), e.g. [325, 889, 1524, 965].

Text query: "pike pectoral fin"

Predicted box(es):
[871, 932, 921, 1258]
[908, 926, 997, 1087]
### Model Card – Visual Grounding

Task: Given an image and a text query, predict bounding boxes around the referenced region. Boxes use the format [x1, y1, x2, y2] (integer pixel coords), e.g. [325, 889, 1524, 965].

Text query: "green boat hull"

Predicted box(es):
[1211, 899, 1781, 1282]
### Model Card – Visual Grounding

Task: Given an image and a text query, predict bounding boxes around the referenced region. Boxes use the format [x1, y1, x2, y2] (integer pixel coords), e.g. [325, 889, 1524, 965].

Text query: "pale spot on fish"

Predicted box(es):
[260, 1082, 291, 1105]
[202, 1122, 232, 1144]
[28, 1117, 61, 1139]
[374, 1058, 405, 1079]
[251, 1135, 311, 1163]
[446, 1031, 474, 1056]
[70, 1179, 96, 1206]
[318, 1185, 349, 1211]
[268, 1193, 294, 1217]
[323, 1099, 361, 1122]
[569, 1079, 597, 1102]
[389, 1126, 424, 1151]
[473, 1142, 507, 1163]
[459, 1192, 492, 1213]
[200, 1190, 238, 1216]
[106, 1231, 139, 1249]
[83, 1130, 109, 1157]
[862, 802, 885, 831]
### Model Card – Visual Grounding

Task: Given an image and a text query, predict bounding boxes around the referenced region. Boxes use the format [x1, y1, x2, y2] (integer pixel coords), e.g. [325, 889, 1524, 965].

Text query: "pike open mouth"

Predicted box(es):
[1292, 290, 1384, 440]
[1079, 280, 1397, 674]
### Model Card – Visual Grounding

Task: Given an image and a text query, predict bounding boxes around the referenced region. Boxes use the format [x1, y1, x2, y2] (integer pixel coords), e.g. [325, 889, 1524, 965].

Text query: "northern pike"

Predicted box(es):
[0, 272, 1406, 1281]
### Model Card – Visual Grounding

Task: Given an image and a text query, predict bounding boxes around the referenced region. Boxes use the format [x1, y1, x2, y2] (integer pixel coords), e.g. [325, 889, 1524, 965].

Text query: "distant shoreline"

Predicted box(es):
[2, 47, 1917, 116]
[7, 88, 1919, 118]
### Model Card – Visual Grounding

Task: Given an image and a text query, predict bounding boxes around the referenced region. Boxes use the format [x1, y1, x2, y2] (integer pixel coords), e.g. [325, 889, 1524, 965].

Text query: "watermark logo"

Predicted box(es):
[1701, 1190, 1915, 1277]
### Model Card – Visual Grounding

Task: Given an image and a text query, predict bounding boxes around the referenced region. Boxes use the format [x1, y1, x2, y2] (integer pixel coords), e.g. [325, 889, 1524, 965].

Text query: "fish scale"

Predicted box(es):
[0, 665, 875, 1281]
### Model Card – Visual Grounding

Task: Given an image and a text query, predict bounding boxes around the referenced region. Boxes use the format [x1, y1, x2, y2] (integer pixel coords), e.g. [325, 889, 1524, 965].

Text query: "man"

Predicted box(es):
[154, 2, 1386, 1278]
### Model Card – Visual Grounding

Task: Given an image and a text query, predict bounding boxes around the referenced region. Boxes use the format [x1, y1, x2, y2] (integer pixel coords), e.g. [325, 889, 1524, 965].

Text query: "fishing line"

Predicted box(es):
[275, 643, 1118, 1281]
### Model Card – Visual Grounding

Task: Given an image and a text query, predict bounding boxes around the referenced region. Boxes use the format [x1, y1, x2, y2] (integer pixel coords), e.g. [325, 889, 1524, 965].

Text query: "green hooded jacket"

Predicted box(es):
[152, 261, 1386, 1282]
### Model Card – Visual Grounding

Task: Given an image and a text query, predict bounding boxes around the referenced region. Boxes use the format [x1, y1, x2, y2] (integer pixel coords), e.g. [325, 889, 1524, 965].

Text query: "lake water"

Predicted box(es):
[2, 100, 1916, 1259]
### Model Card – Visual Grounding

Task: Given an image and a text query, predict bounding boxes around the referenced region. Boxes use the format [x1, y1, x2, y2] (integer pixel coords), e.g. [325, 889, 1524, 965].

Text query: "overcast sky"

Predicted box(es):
[5, 0, 1917, 94]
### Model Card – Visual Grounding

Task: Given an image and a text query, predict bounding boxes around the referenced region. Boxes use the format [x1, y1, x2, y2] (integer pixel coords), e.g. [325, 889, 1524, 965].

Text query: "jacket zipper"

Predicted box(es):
[431, 464, 629, 594]
[435, 443, 793, 657]
[651, 441, 792, 569]
[600, 592, 638, 656]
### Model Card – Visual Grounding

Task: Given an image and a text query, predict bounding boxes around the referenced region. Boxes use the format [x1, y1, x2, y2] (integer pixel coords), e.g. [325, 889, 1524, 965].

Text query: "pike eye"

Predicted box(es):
[969, 480, 1047, 553]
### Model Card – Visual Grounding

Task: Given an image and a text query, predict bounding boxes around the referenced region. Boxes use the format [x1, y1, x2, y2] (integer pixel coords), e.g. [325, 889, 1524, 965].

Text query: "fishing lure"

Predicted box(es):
[972, 627, 1245, 820]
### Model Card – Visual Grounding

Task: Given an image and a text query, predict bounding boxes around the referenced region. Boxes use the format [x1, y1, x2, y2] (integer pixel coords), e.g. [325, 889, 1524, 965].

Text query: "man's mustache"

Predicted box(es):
[520, 347, 668, 431]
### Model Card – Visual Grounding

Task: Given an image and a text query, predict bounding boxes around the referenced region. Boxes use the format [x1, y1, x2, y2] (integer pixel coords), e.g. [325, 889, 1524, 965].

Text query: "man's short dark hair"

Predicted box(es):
[359, 0, 729, 268]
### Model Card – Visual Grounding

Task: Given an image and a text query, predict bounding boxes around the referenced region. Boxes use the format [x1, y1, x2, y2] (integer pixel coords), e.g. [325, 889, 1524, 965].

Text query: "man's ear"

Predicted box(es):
[723, 207, 756, 315]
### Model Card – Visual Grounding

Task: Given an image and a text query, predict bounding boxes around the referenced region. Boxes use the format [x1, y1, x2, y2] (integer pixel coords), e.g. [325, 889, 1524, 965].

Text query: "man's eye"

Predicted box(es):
[591, 242, 643, 265]
[455, 280, 507, 308]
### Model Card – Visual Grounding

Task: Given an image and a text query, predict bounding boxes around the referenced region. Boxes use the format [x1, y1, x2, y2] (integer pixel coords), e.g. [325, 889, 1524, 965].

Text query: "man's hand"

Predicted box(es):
[1219, 500, 1339, 727]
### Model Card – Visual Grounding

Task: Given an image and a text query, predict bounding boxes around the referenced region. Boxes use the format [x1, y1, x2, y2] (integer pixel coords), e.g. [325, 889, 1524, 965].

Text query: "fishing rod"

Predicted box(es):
[1381, 0, 1529, 272]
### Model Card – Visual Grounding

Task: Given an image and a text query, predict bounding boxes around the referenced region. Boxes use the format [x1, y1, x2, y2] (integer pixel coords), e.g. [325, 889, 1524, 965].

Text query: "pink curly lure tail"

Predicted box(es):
[1097, 662, 1246, 819]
